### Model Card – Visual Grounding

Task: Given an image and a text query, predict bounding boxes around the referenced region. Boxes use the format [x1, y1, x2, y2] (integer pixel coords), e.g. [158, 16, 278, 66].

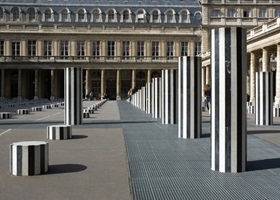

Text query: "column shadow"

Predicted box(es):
[44, 164, 87, 175]
[247, 158, 280, 171]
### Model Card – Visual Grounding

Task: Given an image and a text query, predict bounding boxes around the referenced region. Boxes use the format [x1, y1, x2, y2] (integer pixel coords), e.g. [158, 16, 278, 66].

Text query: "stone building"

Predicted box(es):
[0, 0, 202, 100]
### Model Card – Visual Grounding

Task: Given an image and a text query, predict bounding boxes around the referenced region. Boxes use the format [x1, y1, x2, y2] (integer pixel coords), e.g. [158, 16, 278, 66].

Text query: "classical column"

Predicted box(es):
[50, 69, 55, 100]
[206, 65, 210, 85]
[211, 27, 247, 173]
[53, 40, 58, 56]
[85, 69, 92, 97]
[65, 67, 82, 125]
[262, 47, 269, 72]
[178, 56, 201, 139]
[18, 69, 22, 99]
[147, 69, 151, 83]
[1, 69, 5, 98]
[275, 44, 280, 105]
[146, 82, 152, 114]
[202, 66, 206, 100]
[34, 69, 38, 99]
[132, 69, 136, 89]
[37, 40, 43, 56]
[20, 40, 27, 56]
[116, 70, 121, 100]
[151, 77, 161, 118]
[188, 41, 195, 57]
[141, 86, 146, 111]
[101, 69, 105, 96]
[250, 52, 256, 105]
[162, 70, 177, 124]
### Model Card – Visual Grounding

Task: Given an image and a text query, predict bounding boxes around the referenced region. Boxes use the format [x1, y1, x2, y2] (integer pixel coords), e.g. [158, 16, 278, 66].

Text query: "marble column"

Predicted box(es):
[206, 65, 210, 85]
[262, 48, 269, 72]
[101, 69, 105, 96]
[211, 27, 247, 173]
[85, 69, 92, 97]
[162, 70, 177, 124]
[146, 82, 152, 114]
[141, 86, 146, 111]
[1, 69, 5, 98]
[256, 72, 273, 125]
[50, 69, 55, 100]
[201, 66, 206, 100]
[17, 69, 22, 99]
[132, 69, 136, 89]
[116, 70, 121, 100]
[65, 67, 82, 125]
[152, 77, 161, 118]
[147, 69, 151, 83]
[275, 44, 280, 105]
[178, 56, 201, 139]
[34, 69, 39, 99]
[250, 52, 256, 105]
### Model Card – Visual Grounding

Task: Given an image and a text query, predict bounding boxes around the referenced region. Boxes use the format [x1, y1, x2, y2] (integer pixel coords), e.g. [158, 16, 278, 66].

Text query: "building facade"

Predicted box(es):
[0, 0, 202, 100]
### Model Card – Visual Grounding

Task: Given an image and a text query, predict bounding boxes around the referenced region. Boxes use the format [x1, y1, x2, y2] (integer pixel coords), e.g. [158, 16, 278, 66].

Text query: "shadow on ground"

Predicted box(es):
[45, 164, 87, 175]
[247, 158, 280, 171]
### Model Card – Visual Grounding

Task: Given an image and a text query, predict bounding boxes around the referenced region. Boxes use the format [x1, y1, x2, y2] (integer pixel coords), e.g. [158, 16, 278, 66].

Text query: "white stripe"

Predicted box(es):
[211, 29, 216, 170]
[0, 129, 12, 136]
[35, 115, 51, 121]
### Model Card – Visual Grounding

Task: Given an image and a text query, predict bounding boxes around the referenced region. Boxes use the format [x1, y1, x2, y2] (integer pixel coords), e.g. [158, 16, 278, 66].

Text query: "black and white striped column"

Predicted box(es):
[65, 67, 83, 125]
[211, 27, 247, 173]
[146, 83, 152, 114]
[162, 70, 177, 124]
[10, 141, 49, 176]
[141, 86, 146, 112]
[255, 72, 273, 125]
[178, 56, 201, 139]
[152, 77, 161, 118]
[47, 125, 72, 140]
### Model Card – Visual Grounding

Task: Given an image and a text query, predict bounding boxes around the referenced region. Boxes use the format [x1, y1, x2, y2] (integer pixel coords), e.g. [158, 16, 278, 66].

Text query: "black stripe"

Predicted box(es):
[40, 144, 45, 173]
[187, 57, 191, 138]
[60, 127, 64, 139]
[17, 146, 22, 176]
[10, 144, 13, 174]
[28, 145, 35, 175]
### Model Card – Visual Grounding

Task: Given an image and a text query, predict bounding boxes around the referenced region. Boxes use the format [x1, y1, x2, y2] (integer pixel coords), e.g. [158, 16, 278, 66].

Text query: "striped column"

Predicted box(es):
[152, 77, 161, 118]
[10, 141, 48, 176]
[146, 83, 152, 114]
[47, 125, 72, 140]
[211, 27, 247, 173]
[65, 67, 83, 125]
[255, 72, 273, 125]
[141, 86, 146, 112]
[162, 70, 177, 124]
[178, 56, 201, 139]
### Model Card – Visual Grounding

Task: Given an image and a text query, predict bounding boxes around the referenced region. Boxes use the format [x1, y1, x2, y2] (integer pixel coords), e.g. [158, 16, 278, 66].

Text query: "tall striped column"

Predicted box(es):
[65, 67, 83, 125]
[152, 77, 161, 118]
[256, 72, 273, 125]
[211, 27, 247, 173]
[162, 70, 177, 124]
[146, 83, 152, 114]
[178, 56, 201, 139]
[141, 86, 146, 112]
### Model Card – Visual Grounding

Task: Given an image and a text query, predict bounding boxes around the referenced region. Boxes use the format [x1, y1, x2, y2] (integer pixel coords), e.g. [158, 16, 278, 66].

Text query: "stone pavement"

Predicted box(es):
[1, 100, 280, 200]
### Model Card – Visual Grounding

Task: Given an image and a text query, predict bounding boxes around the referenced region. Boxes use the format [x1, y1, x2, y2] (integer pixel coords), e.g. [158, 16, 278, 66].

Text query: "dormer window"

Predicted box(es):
[11, 7, 20, 21]
[138, 11, 144, 21]
[45, 9, 52, 21]
[27, 7, 36, 21]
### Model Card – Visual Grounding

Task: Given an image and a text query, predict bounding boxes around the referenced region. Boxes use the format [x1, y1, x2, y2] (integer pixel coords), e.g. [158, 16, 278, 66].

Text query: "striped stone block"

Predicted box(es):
[247, 105, 255, 114]
[7, 104, 15, 107]
[152, 77, 161, 119]
[83, 112, 90, 118]
[51, 104, 59, 108]
[10, 141, 49, 176]
[178, 56, 201, 139]
[47, 125, 72, 140]
[32, 107, 42, 112]
[42, 105, 51, 109]
[86, 108, 94, 114]
[162, 70, 177, 124]
[273, 107, 280, 117]
[0, 112, 12, 119]
[256, 72, 273, 125]
[146, 83, 152, 114]
[17, 109, 30, 115]
[210, 27, 247, 173]
[65, 67, 82, 125]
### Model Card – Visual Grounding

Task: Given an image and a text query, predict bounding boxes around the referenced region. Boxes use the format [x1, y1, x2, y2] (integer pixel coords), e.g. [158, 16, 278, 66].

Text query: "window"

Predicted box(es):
[78, 10, 85, 22]
[0, 40, 4, 56]
[123, 10, 129, 21]
[122, 41, 130, 59]
[259, 10, 266, 18]
[137, 10, 144, 22]
[0, 8, 3, 20]
[167, 11, 173, 22]
[167, 41, 174, 59]
[28, 40, 36, 57]
[92, 41, 100, 58]
[227, 9, 236, 17]
[275, 10, 280, 17]
[44, 41, 52, 57]
[61, 9, 68, 22]
[27, 8, 36, 21]
[108, 10, 115, 22]
[137, 41, 144, 59]
[11, 7, 20, 21]
[12, 41, 20, 57]
[152, 41, 159, 60]
[60, 40, 69, 59]
[45, 9, 52, 21]
[93, 10, 100, 22]
[77, 41, 85, 59]
[181, 42, 188, 56]
[152, 11, 159, 22]
[195, 41, 201, 56]
[243, 10, 251, 18]
[107, 41, 115, 59]
[211, 9, 220, 17]
[181, 11, 188, 22]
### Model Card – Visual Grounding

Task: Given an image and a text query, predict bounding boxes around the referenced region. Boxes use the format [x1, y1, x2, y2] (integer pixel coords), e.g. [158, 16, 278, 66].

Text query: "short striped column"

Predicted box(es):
[17, 109, 30, 115]
[47, 125, 72, 140]
[0, 112, 12, 119]
[65, 67, 82, 125]
[274, 104, 280, 117]
[146, 83, 152, 114]
[256, 72, 273, 125]
[178, 56, 201, 139]
[211, 27, 247, 173]
[162, 70, 177, 124]
[42, 105, 51, 109]
[152, 77, 161, 118]
[10, 141, 48, 176]
[32, 107, 42, 112]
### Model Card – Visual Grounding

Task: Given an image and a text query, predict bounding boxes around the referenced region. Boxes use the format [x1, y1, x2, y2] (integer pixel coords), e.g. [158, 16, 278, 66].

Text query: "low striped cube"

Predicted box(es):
[47, 125, 72, 140]
[83, 112, 90, 118]
[0, 112, 12, 119]
[42, 105, 51, 109]
[32, 107, 42, 112]
[10, 141, 49, 176]
[86, 108, 94, 114]
[51, 104, 59, 108]
[17, 109, 30, 115]
[274, 107, 280, 117]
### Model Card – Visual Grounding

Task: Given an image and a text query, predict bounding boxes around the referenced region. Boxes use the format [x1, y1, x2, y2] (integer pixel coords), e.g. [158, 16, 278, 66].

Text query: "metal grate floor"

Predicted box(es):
[117, 101, 280, 200]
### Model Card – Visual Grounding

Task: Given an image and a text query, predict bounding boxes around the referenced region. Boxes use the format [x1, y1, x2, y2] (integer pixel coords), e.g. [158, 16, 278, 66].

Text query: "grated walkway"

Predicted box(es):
[117, 101, 280, 200]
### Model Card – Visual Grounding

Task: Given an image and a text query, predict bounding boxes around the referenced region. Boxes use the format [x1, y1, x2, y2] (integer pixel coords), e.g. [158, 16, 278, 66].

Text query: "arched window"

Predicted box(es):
[136, 9, 146, 23]
[11, 7, 20, 21]
[120, 9, 131, 23]
[167, 10, 173, 23]
[92, 9, 101, 22]
[123, 10, 129, 21]
[77, 10, 86, 22]
[181, 11, 189, 23]
[0, 8, 3, 21]
[108, 10, 115, 22]
[152, 10, 159, 22]
[137, 71, 146, 79]
[44, 8, 53, 21]
[27, 7, 36, 21]
[61, 9, 69, 22]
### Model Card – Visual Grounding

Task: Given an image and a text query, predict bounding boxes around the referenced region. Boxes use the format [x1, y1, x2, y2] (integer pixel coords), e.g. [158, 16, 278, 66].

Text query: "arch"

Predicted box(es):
[11, 7, 21, 21]
[178, 9, 190, 23]
[106, 8, 117, 23]
[26, 7, 38, 21]
[91, 8, 102, 22]
[0, 7, 4, 21]
[164, 9, 176, 23]
[120, 8, 132, 23]
[76, 8, 87, 22]
[150, 8, 161, 23]
[151, 70, 161, 78]
[59, 8, 71, 22]
[43, 7, 54, 22]
[194, 11, 202, 20]
[135, 8, 147, 23]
